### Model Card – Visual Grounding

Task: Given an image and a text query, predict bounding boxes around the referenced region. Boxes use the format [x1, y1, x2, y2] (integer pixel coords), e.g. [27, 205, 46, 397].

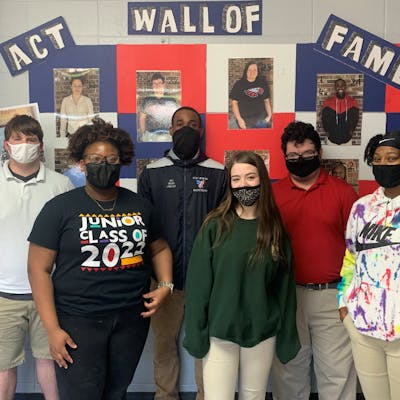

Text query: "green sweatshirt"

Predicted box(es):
[183, 216, 300, 363]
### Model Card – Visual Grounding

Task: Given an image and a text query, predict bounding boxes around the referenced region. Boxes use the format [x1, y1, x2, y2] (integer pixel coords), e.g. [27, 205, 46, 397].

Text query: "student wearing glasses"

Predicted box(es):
[271, 121, 358, 400]
[27, 118, 173, 400]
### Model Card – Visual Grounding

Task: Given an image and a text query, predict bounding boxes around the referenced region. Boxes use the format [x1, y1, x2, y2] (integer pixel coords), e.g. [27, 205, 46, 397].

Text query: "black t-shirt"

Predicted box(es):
[230, 78, 270, 120]
[28, 187, 161, 316]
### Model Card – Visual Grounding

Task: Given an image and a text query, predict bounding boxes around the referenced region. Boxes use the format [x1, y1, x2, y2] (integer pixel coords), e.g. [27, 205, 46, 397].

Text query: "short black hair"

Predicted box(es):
[334, 78, 346, 87]
[151, 72, 165, 83]
[171, 106, 202, 128]
[5, 114, 43, 143]
[281, 121, 321, 154]
[68, 117, 134, 165]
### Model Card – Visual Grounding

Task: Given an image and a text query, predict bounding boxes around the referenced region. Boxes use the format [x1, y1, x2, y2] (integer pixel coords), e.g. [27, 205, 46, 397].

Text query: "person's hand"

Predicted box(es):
[141, 287, 171, 318]
[339, 306, 349, 322]
[265, 115, 272, 123]
[237, 117, 246, 129]
[48, 327, 77, 369]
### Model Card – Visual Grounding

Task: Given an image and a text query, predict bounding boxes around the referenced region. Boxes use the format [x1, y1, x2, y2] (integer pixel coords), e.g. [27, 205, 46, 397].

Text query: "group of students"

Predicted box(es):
[0, 107, 399, 400]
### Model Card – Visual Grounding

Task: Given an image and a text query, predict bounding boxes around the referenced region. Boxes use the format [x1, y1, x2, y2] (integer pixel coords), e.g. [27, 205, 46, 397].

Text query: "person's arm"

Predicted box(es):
[338, 249, 356, 321]
[231, 100, 246, 129]
[59, 97, 68, 137]
[321, 98, 336, 134]
[337, 201, 358, 320]
[138, 112, 147, 135]
[28, 243, 77, 369]
[85, 97, 94, 124]
[264, 98, 272, 123]
[183, 224, 214, 359]
[347, 103, 359, 132]
[141, 238, 173, 317]
[273, 238, 301, 363]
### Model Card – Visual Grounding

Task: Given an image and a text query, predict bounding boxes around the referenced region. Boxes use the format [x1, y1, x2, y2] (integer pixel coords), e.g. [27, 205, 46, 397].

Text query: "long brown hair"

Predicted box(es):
[203, 151, 288, 269]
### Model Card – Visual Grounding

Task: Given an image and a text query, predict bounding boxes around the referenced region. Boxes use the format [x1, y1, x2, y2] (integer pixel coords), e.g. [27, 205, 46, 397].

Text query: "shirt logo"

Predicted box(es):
[244, 87, 264, 98]
[356, 222, 400, 251]
[166, 178, 176, 189]
[193, 176, 208, 192]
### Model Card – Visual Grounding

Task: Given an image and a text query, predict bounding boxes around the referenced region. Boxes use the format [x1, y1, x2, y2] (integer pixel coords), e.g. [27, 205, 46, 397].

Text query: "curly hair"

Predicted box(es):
[281, 121, 321, 154]
[67, 117, 134, 165]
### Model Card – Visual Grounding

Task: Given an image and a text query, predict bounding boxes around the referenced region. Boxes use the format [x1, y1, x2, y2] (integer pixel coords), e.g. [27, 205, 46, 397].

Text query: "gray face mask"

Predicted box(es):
[232, 185, 261, 206]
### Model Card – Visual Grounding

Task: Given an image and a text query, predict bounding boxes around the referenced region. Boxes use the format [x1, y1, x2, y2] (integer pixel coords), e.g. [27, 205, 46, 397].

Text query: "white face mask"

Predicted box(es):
[7, 142, 40, 164]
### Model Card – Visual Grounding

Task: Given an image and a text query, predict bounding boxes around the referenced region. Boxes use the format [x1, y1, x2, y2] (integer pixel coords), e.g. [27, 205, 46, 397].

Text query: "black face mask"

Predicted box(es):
[285, 156, 320, 178]
[372, 164, 400, 188]
[172, 126, 201, 160]
[232, 185, 261, 207]
[86, 162, 121, 189]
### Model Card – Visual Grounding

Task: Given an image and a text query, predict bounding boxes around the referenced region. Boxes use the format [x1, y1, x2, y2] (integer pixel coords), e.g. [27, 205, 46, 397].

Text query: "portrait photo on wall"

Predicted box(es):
[228, 58, 273, 130]
[321, 158, 359, 193]
[54, 68, 99, 138]
[316, 73, 363, 146]
[224, 149, 270, 171]
[136, 70, 181, 143]
[0, 103, 40, 163]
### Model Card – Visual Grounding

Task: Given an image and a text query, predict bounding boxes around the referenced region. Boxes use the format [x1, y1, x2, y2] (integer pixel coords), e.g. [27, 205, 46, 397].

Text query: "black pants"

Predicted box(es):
[55, 306, 150, 400]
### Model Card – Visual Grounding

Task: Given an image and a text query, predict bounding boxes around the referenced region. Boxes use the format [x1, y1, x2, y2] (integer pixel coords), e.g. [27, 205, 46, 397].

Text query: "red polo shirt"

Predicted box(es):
[273, 168, 358, 284]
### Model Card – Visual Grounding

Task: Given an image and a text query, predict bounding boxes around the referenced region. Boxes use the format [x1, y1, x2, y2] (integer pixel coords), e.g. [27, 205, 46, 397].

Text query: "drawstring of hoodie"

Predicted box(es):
[335, 97, 348, 125]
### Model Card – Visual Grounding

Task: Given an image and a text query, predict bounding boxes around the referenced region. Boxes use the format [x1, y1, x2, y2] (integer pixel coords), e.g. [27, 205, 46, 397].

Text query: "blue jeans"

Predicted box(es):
[55, 305, 150, 400]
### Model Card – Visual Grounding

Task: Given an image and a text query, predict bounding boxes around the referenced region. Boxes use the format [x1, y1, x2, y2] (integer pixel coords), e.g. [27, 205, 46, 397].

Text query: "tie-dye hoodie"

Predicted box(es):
[338, 187, 400, 341]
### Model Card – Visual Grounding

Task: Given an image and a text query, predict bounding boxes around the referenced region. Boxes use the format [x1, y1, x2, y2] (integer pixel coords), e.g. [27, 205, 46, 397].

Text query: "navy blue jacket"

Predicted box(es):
[138, 150, 227, 290]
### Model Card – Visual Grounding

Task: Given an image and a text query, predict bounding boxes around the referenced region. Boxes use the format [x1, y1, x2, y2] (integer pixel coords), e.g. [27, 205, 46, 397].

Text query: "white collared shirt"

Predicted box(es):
[0, 161, 74, 293]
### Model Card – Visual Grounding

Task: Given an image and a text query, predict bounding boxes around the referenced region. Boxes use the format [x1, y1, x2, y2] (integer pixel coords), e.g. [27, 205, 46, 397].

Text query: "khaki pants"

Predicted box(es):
[151, 279, 203, 400]
[343, 315, 400, 400]
[0, 297, 51, 370]
[271, 287, 357, 400]
[203, 336, 276, 400]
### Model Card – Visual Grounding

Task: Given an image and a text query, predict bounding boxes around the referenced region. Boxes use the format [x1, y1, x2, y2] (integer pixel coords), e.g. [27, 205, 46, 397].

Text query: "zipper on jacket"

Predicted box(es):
[182, 161, 188, 286]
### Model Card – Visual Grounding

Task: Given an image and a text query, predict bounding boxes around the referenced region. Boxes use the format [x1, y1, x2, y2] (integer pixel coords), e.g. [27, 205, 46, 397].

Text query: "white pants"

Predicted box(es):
[203, 336, 276, 400]
[343, 315, 400, 400]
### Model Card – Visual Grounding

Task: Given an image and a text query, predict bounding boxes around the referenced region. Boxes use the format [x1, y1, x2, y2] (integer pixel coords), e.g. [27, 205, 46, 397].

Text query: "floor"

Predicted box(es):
[14, 393, 366, 399]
